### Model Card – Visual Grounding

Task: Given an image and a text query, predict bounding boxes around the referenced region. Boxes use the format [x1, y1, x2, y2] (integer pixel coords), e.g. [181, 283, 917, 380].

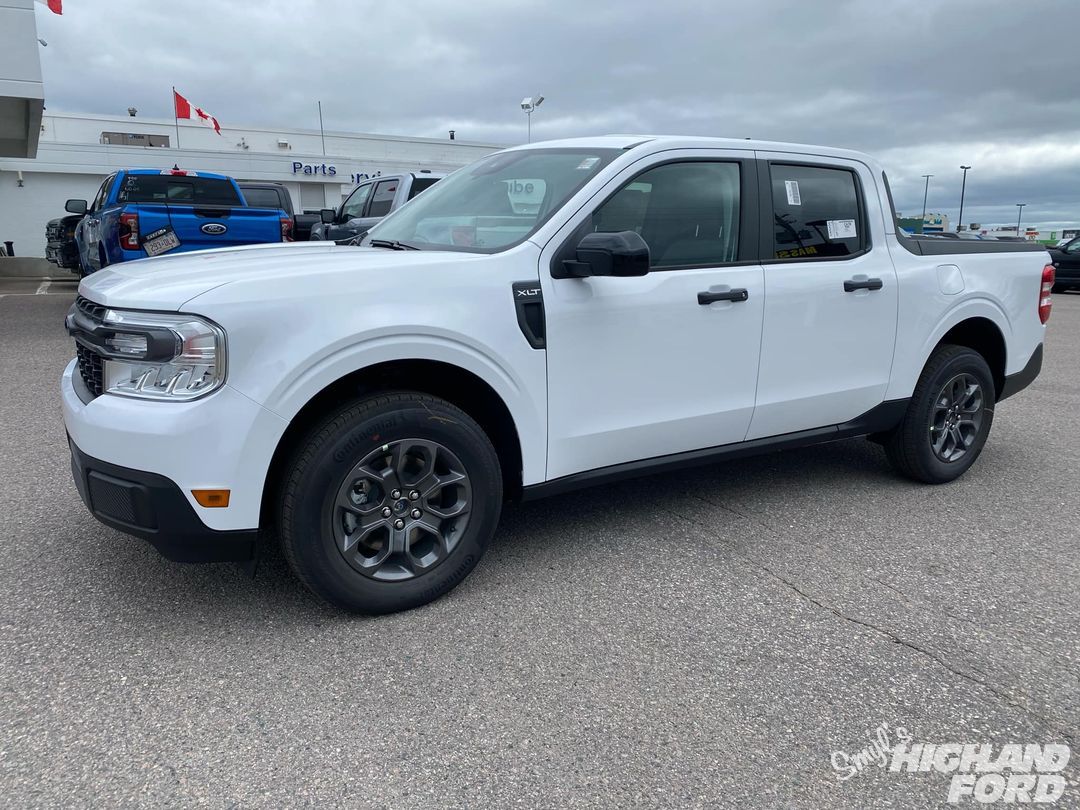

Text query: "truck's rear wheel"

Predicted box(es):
[884, 344, 995, 484]
[280, 392, 502, 613]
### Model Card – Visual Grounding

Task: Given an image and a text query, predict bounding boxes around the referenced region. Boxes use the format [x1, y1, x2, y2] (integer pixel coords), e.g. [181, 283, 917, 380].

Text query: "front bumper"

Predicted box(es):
[69, 437, 257, 562]
[61, 358, 289, 538]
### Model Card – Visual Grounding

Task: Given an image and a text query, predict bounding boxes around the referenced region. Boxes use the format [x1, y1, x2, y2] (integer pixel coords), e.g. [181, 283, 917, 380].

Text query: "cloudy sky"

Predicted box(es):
[34, 0, 1080, 230]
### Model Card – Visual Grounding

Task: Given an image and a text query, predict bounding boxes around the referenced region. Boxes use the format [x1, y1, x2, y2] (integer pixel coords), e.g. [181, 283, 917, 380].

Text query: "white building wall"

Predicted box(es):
[0, 112, 503, 257]
[0, 0, 45, 157]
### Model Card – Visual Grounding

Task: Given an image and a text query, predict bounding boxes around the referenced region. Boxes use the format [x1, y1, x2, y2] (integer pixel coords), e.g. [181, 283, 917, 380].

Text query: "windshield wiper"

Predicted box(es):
[367, 238, 420, 251]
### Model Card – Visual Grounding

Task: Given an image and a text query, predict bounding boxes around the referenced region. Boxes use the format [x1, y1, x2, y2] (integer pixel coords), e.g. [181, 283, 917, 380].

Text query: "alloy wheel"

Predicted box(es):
[332, 439, 472, 581]
[929, 373, 985, 463]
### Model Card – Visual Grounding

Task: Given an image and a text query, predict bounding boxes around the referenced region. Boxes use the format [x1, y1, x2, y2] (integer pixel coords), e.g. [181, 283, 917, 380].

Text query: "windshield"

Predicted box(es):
[362, 148, 621, 252]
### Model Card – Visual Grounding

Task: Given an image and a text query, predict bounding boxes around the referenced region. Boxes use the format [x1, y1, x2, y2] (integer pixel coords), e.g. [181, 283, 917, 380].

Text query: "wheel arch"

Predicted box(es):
[260, 359, 526, 531]
[934, 316, 1007, 399]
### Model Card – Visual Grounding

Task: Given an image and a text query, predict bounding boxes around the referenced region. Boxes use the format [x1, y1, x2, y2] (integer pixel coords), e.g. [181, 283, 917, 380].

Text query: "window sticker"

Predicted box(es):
[827, 219, 857, 240]
[576, 157, 601, 171]
[785, 180, 801, 206]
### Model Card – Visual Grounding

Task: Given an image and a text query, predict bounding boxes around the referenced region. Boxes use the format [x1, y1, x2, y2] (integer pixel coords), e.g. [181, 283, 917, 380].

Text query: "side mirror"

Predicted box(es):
[65, 199, 88, 215]
[561, 231, 650, 278]
[320, 208, 336, 224]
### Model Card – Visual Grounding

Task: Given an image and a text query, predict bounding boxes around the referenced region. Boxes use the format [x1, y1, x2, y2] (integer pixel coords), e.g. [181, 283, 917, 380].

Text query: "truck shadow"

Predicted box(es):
[94, 435, 908, 626]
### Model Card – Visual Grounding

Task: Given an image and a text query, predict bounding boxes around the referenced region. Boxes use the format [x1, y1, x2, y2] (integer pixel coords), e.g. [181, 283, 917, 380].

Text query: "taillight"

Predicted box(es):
[280, 217, 293, 242]
[118, 211, 140, 250]
[1039, 264, 1054, 324]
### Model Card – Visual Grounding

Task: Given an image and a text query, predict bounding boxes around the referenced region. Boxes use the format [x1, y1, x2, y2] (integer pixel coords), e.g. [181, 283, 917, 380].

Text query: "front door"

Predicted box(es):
[540, 153, 765, 481]
[747, 157, 898, 440]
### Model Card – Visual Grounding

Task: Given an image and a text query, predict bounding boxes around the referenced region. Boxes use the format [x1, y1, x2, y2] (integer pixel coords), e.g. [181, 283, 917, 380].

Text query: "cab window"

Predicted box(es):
[770, 164, 865, 259]
[590, 161, 741, 268]
[342, 183, 373, 219]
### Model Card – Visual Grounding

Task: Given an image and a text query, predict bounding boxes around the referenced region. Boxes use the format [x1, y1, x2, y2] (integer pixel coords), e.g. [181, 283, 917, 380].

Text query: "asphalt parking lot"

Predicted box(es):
[1, 283, 1077, 808]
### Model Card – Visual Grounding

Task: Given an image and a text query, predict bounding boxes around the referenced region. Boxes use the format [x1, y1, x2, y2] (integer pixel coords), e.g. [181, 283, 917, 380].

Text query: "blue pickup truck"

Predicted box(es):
[68, 169, 292, 275]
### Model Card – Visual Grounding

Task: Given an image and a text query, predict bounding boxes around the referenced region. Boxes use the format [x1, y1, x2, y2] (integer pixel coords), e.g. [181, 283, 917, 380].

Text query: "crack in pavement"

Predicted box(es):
[669, 502, 1077, 746]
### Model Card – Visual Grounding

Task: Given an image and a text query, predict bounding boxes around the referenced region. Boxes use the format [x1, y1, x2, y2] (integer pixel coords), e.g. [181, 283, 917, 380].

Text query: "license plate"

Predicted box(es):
[142, 227, 181, 257]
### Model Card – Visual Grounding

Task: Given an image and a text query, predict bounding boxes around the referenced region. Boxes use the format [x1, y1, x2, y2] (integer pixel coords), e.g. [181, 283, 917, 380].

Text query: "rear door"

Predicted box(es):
[746, 156, 898, 440]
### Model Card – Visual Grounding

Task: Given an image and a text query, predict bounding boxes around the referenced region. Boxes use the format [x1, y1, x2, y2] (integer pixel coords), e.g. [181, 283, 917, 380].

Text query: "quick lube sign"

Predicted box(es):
[292, 162, 377, 185]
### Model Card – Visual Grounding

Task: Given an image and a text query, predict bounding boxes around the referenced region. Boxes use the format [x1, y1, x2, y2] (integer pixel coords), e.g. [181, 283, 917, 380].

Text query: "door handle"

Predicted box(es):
[697, 288, 749, 305]
[843, 278, 883, 292]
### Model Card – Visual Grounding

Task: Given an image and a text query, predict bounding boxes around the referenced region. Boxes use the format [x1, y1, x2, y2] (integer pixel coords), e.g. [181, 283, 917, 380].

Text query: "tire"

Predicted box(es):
[279, 392, 502, 614]
[884, 344, 995, 484]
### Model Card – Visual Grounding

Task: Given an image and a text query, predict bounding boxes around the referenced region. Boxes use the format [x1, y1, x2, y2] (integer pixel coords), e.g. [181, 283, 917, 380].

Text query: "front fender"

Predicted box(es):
[245, 329, 547, 488]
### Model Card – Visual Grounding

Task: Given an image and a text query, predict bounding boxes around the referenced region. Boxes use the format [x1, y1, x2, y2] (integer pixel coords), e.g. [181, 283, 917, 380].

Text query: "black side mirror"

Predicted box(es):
[561, 231, 650, 278]
[320, 208, 336, 224]
[65, 199, 88, 215]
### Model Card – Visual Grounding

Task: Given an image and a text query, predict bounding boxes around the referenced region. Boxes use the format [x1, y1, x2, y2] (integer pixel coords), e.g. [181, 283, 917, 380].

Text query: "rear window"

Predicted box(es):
[770, 164, 865, 259]
[117, 174, 242, 206]
[240, 187, 283, 209]
[408, 177, 440, 200]
[367, 180, 399, 218]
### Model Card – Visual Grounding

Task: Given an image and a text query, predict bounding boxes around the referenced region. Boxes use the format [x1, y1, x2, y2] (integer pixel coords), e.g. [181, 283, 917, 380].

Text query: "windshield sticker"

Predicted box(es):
[827, 219, 858, 240]
[576, 157, 601, 171]
[785, 180, 801, 206]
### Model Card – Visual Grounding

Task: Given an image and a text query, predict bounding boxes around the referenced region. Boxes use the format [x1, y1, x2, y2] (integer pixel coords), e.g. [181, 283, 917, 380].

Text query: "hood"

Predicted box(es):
[78, 241, 481, 311]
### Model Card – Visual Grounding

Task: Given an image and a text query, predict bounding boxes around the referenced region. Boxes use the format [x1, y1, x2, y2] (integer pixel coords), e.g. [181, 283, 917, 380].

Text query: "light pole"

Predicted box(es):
[1015, 203, 1026, 237]
[520, 95, 544, 143]
[958, 165, 971, 232]
[921, 174, 933, 228]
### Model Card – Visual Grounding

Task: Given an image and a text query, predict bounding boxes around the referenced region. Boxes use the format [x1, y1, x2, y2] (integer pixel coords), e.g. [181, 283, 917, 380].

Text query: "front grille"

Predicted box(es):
[75, 295, 107, 320]
[73, 297, 107, 398]
[76, 343, 104, 397]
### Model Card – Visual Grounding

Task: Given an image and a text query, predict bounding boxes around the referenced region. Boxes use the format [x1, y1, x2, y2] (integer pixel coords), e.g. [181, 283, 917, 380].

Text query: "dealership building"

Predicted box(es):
[0, 109, 502, 258]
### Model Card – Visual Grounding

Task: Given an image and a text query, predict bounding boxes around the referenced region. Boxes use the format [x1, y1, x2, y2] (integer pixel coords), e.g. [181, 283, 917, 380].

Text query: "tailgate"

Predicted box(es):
[163, 205, 283, 250]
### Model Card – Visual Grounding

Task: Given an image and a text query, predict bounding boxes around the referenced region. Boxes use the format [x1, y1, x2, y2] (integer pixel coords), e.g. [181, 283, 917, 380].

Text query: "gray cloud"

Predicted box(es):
[33, 0, 1080, 228]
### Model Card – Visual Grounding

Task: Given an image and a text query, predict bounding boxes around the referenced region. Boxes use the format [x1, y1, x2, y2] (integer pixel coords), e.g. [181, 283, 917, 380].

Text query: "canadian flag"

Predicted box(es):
[173, 90, 222, 135]
[35, 0, 63, 14]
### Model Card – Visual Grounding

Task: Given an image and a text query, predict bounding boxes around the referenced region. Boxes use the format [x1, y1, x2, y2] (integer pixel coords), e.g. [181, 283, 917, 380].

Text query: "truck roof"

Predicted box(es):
[502, 135, 880, 168]
[123, 168, 233, 180]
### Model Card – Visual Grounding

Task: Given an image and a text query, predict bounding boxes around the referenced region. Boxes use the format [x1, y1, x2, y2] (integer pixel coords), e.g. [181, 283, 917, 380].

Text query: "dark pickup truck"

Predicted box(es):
[238, 182, 320, 242]
[309, 172, 443, 242]
[45, 214, 83, 272]
[1049, 236, 1080, 292]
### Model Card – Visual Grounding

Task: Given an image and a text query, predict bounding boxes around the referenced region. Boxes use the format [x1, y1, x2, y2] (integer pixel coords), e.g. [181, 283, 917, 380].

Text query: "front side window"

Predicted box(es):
[1065, 238, 1080, 254]
[591, 161, 741, 268]
[342, 183, 373, 219]
[367, 180, 399, 218]
[364, 148, 621, 252]
[770, 164, 864, 259]
[92, 176, 114, 211]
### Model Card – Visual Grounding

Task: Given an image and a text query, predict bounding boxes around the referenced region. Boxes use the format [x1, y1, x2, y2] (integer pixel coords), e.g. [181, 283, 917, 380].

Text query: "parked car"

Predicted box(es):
[63, 136, 1052, 615]
[309, 171, 443, 242]
[70, 168, 293, 274]
[1048, 236, 1080, 292]
[238, 181, 320, 242]
[44, 213, 83, 272]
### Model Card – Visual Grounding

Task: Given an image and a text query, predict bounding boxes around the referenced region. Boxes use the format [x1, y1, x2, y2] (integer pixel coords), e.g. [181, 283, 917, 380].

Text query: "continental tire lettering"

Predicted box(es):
[332, 416, 399, 462]
[417, 554, 475, 602]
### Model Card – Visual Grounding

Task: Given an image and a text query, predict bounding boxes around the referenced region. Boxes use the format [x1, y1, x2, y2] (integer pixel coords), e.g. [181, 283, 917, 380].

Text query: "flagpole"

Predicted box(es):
[172, 86, 181, 149]
[317, 100, 326, 156]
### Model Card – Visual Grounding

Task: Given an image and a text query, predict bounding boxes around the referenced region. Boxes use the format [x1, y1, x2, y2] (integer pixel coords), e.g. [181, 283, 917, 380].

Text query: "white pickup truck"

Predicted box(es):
[62, 136, 1055, 614]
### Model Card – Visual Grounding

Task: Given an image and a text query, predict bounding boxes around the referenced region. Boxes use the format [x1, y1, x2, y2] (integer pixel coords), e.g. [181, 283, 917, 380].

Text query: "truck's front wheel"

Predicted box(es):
[883, 345, 995, 484]
[280, 392, 502, 613]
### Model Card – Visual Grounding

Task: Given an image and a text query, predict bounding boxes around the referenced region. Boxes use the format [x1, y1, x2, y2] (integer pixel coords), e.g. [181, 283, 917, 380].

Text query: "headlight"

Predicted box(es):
[97, 309, 226, 401]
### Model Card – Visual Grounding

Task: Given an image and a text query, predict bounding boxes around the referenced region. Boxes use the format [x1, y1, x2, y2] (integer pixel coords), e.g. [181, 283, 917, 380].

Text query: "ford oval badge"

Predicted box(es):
[200, 223, 228, 235]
